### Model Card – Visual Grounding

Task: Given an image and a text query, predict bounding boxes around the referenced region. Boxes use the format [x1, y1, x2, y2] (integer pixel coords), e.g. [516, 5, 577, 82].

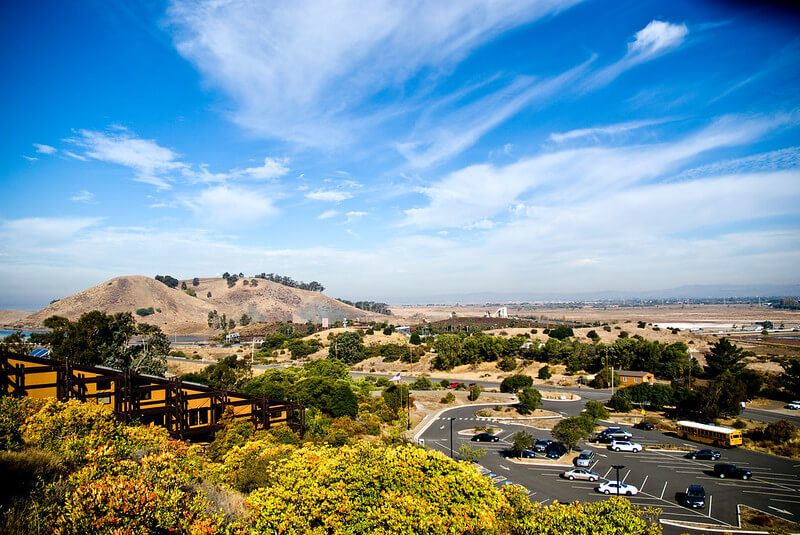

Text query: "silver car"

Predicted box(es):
[561, 468, 600, 482]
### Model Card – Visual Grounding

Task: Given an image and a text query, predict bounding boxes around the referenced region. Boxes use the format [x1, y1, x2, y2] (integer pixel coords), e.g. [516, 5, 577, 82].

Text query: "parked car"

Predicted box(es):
[683, 485, 706, 508]
[600, 426, 622, 434]
[448, 382, 460, 389]
[561, 468, 600, 481]
[545, 442, 568, 459]
[787, 401, 800, 410]
[633, 421, 655, 430]
[471, 432, 500, 443]
[713, 463, 752, 480]
[574, 450, 595, 467]
[598, 427, 633, 440]
[519, 449, 536, 458]
[685, 449, 721, 461]
[595, 434, 615, 444]
[596, 481, 639, 496]
[609, 440, 643, 453]
[533, 439, 553, 453]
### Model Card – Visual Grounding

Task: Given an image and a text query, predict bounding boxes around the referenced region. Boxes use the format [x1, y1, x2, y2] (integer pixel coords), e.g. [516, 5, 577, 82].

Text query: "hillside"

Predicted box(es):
[20, 275, 378, 334]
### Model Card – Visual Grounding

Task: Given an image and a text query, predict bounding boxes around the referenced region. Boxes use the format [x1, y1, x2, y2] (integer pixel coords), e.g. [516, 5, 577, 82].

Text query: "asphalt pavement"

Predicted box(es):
[417, 402, 800, 535]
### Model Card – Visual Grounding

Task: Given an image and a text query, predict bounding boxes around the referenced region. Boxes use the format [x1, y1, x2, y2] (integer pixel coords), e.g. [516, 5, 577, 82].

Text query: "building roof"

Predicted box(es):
[616, 370, 653, 377]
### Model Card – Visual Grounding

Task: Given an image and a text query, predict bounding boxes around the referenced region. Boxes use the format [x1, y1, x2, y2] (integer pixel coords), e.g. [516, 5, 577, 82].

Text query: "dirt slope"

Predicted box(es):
[21, 275, 378, 334]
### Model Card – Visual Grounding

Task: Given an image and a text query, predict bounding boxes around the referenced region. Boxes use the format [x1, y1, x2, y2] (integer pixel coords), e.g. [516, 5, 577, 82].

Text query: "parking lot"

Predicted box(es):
[418, 401, 800, 534]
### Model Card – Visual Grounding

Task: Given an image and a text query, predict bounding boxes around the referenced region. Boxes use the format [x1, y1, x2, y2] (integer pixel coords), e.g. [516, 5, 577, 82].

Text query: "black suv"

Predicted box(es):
[713, 463, 752, 480]
[633, 421, 655, 430]
[686, 449, 721, 460]
[471, 432, 500, 443]
[545, 442, 568, 459]
[684, 485, 706, 508]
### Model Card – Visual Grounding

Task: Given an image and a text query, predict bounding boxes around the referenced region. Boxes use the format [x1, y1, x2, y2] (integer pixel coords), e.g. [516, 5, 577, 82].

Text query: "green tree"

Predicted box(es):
[382, 383, 409, 416]
[705, 338, 749, 377]
[608, 389, 633, 412]
[511, 430, 535, 456]
[497, 355, 517, 371]
[410, 376, 434, 390]
[304, 357, 349, 379]
[457, 443, 487, 463]
[467, 384, 481, 401]
[517, 387, 542, 415]
[551, 416, 593, 450]
[677, 372, 747, 421]
[780, 358, 800, 398]
[500, 374, 533, 393]
[548, 326, 574, 340]
[328, 331, 366, 364]
[0, 331, 32, 355]
[409, 332, 422, 345]
[584, 400, 610, 420]
[432, 334, 463, 370]
[537, 365, 552, 380]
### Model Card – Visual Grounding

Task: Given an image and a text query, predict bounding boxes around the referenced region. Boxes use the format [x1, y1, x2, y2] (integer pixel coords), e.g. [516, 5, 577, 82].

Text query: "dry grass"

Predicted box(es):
[739, 504, 799, 532]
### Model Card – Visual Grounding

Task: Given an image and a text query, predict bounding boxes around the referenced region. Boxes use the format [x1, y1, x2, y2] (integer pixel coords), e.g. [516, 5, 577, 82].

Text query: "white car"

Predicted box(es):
[596, 481, 639, 496]
[609, 440, 643, 453]
[787, 401, 800, 410]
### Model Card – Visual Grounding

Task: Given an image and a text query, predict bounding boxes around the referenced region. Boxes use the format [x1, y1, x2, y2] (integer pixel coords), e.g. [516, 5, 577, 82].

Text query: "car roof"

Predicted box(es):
[687, 485, 704, 492]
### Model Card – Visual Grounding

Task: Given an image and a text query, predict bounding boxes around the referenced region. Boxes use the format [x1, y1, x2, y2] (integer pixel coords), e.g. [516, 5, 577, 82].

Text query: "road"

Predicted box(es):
[167, 356, 800, 426]
[418, 403, 800, 534]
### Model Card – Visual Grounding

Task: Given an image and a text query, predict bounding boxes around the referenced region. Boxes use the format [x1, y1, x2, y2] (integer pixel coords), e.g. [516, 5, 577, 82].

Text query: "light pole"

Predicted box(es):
[612, 464, 625, 497]
[449, 417, 455, 458]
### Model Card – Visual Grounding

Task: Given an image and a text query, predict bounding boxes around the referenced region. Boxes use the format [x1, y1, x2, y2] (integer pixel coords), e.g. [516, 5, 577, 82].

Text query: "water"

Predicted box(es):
[0, 329, 46, 338]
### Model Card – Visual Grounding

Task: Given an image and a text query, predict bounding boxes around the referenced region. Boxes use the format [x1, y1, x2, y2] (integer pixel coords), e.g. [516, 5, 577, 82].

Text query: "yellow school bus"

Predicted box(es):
[676, 420, 743, 447]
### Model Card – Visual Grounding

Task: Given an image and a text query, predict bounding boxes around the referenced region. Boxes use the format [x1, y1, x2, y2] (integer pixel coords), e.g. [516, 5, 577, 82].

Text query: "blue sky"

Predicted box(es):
[1, 0, 799, 309]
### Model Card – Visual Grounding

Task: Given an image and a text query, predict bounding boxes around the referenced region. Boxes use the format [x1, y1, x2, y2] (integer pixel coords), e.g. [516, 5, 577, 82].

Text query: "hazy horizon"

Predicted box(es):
[2, 2, 800, 310]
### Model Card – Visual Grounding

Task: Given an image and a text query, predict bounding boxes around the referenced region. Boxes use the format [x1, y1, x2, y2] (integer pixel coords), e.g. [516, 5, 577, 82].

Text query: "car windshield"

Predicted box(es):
[687, 486, 704, 496]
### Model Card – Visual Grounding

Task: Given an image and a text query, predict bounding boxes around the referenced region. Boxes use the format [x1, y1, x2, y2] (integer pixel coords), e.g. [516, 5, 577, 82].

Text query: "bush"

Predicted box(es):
[410, 376, 434, 390]
[537, 365, 552, 380]
[500, 374, 533, 393]
[468, 384, 481, 401]
[0, 397, 26, 451]
[135, 307, 155, 317]
[618, 331, 629, 339]
[763, 420, 797, 443]
[732, 419, 748, 430]
[548, 326, 574, 340]
[586, 330, 600, 341]
[410, 333, 421, 345]
[440, 392, 456, 404]
[497, 355, 517, 372]
[584, 400, 610, 420]
[517, 387, 542, 414]
[608, 390, 633, 412]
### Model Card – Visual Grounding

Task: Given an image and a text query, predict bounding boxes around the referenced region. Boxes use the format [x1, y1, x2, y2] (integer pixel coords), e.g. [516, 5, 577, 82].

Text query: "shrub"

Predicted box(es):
[467, 384, 482, 401]
[517, 387, 542, 415]
[586, 330, 600, 341]
[440, 392, 456, 404]
[410, 376, 434, 390]
[732, 419, 748, 430]
[500, 374, 533, 393]
[603, 325, 612, 332]
[618, 331, 629, 339]
[537, 365, 552, 380]
[410, 333, 421, 345]
[497, 355, 517, 372]
[763, 420, 797, 443]
[0, 397, 26, 451]
[608, 390, 633, 412]
[135, 307, 155, 317]
[584, 400, 610, 421]
[548, 326, 574, 340]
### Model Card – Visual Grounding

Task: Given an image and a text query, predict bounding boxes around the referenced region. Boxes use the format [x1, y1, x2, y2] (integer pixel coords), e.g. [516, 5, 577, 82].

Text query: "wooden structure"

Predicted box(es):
[616, 370, 656, 388]
[0, 351, 304, 439]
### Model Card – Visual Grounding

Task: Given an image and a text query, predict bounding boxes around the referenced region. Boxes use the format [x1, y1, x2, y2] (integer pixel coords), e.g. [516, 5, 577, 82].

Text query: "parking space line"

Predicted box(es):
[708, 495, 712, 518]
[622, 470, 631, 483]
[640, 475, 648, 493]
[660, 481, 668, 500]
[770, 498, 800, 504]
[743, 490, 798, 497]
[603, 467, 612, 478]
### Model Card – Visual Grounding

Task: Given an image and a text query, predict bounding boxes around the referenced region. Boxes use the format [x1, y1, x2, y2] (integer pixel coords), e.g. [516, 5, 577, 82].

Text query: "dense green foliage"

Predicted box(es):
[253, 272, 324, 292]
[30, 312, 169, 375]
[0, 398, 662, 534]
[500, 374, 533, 393]
[154, 274, 179, 288]
[182, 355, 253, 390]
[328, 331, 366, 363]
[517, 387, 542, 414]
[705, 338, 749, 377]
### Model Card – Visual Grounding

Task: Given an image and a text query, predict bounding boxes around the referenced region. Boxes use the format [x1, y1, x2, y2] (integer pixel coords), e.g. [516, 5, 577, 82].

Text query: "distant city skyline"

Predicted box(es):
[1, 1, 799, 309]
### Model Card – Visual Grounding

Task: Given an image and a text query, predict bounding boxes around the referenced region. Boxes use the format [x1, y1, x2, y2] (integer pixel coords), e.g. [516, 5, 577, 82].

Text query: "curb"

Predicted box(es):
[659, 519, 775, 534]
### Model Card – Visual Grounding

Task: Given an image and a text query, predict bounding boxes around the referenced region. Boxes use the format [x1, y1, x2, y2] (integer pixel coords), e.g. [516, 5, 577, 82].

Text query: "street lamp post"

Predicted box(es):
[449, 417, 455, 458]
[612, 464, 625, 497]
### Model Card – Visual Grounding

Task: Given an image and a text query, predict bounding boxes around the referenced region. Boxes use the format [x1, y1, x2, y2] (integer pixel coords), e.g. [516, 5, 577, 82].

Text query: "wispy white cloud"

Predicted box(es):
[186, 157, 290, 183]
[585, 20, 689, 90]
[69, 129, 187, 190]
[69, 190, 95, 203]
[167, 0, 583, 147]
[549, 118, 673, 143]
[306, 190, 353, 202]
[63, 150, 88, 161]
[398, 63, 589, 168]
[317, 209, 339, 220]
[33, 143, 57, 155]
[22, 155, 38, 162]
[345, 211, 368, 223]
[463, 219, 496, 230]
[404, 113, 793, 228]
[669, 146, 800, 182]
[183, 185, 278, 223]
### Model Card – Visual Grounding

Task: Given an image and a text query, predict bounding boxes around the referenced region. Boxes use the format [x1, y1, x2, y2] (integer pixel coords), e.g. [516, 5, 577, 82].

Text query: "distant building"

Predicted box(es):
[322, 318, 329, 329]
[616, 370, 655, 387]
[225, 332, 240, 343]
[395, 326, 411, 336]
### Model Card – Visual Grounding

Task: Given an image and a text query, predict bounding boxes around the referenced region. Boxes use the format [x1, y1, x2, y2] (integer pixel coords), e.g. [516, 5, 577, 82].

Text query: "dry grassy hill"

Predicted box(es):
[19, 275, 379, 335]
